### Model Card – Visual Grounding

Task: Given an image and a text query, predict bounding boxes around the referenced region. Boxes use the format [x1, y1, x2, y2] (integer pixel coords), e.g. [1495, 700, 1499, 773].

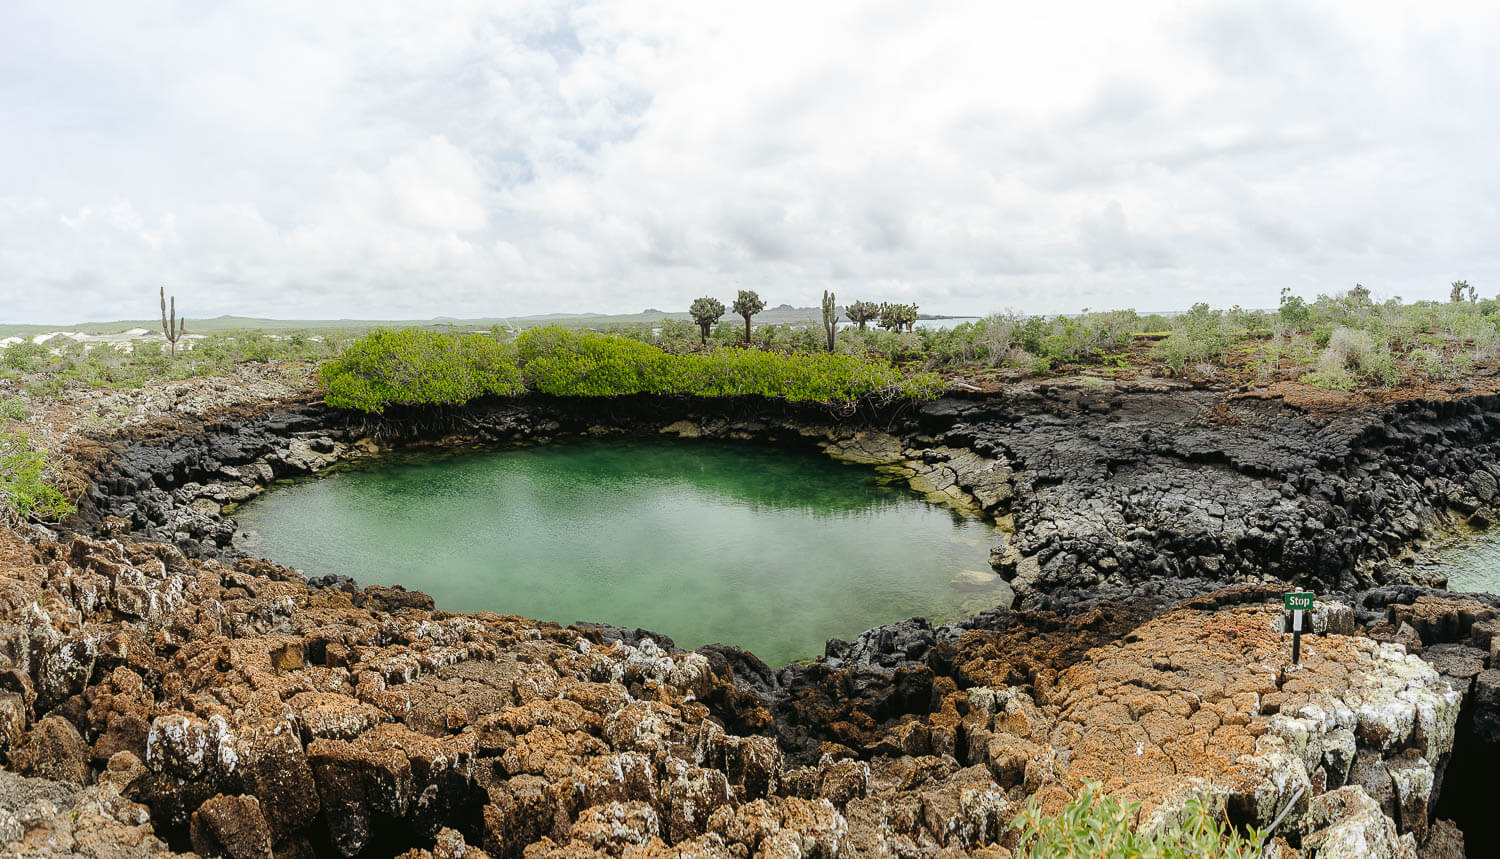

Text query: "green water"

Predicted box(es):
[235, 438, 1008, 665]
[1422, 531, 1500, 594]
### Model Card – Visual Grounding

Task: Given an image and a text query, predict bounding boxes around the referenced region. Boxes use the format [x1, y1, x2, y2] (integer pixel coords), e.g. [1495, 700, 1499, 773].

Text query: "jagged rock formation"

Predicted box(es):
[15, 376, 1500, 854]
[0, 518, 1481, 857]
[0, 766, 186, 858]
[76, 383, 1500, 616]
[0, 526, 1023, 856]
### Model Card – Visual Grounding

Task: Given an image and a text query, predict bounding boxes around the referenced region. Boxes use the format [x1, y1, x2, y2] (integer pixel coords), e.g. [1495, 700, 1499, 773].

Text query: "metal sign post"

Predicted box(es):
[1284, 592, 1314, 665]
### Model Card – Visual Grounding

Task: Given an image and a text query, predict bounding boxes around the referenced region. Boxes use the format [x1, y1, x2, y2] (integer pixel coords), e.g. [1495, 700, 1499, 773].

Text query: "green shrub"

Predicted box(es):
[0, 432, 73, 521]
[518, 326, 673, 396]
[2, 342, 48, 373]
[1278, 288, 1311, 328]
[323, 327, 944, 411]
[1356, 342, 1400, 386]
[320, 329, 526, 412]
[1010, 781, 1262, 859]
[1301, 367, 1357, 390]
[1155, 304, 1235, 374]
[0, 398, 26, 421]
[1412, 348, 1446, 380]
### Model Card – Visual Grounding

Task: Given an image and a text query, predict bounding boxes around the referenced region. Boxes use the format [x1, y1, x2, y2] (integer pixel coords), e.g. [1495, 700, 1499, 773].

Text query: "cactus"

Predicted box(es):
[877, 302, 918, 332]
[732, 290, 766, 344]
[821, 290, 837, 351]
[689, 297, 726, 345]
[160, 287, 186, 357]
[845, 300, 880, 330]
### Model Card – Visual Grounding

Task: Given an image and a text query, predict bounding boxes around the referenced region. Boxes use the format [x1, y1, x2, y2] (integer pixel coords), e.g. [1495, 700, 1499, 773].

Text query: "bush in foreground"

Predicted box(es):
[0, 432, 73, 522]
[1010, 781, 1263, 858]
[321, 327, 945, 412]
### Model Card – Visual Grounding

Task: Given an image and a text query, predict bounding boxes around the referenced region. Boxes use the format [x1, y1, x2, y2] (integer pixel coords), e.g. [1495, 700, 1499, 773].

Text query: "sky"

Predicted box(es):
[1, 1, 1496, 323]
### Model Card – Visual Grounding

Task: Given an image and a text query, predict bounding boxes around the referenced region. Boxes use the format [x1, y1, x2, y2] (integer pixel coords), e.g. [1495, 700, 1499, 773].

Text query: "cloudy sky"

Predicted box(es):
[1, 1, 1495, 323]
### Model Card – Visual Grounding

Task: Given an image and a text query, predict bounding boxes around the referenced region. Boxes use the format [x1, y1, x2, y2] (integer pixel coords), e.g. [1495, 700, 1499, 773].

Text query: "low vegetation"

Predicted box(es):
[0, 432, 73, 521]
[321, 327, 945, 412]
[4, 282, 1499, 421]
[1010, 781, 1263, 858]
[0, 330, 346, 399]
[603, 284, 1500, 391]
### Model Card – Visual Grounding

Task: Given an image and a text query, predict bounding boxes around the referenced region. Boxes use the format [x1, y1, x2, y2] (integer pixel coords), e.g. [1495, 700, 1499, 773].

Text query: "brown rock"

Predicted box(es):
[307, 737, 414, 856]
[235, 709, 320, 839]
[984, 733, 1039, 788]
[16, 714, 90, 784]
[357, 584, 435, 613]
[269, 640, 305, 674]
[287, 691, 389, 742]
[662, 761, 733, 842]
[1422, 818, 1467, 859]
[569, 801, 662, 852]
[815, 756, 869, 808]
[93, 711, 150, 765]
[190, 793, 275, 859]
[725, 734, 781, 799]
[484, 775, 555, 858]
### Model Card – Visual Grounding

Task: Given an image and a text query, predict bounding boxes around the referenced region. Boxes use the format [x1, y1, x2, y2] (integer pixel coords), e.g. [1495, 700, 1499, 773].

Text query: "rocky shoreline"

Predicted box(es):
[7, 374, 1500, 855]
[75, 379, 1500, 608]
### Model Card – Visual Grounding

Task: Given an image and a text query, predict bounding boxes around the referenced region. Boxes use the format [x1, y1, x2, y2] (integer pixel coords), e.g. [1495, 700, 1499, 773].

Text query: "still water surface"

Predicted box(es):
[1422, 531, 1500, 593]
[235, 438, 1006, 665]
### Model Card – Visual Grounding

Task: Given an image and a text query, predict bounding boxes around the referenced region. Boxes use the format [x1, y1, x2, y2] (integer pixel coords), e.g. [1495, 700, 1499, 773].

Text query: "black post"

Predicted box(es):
[1292, 628, 1302, 665]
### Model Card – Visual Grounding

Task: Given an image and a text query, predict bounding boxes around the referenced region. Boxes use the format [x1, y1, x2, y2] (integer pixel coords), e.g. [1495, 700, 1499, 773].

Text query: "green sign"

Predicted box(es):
[1284, 592, 1315, 612]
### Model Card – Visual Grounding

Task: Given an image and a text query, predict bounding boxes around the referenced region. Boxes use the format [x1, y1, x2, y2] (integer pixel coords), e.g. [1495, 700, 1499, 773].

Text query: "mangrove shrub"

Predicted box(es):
[320, 329, 526, 412]
[321, 326, 945, 411]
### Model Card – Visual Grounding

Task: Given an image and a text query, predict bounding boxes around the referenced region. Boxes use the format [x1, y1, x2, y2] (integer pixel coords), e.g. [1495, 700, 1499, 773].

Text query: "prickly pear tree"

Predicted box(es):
[821, 290, 837, 351]
[160, 287, 186, 357]
[689, 296, 726, 345]
[878, 302, 917, 332]
[845, 300, 880, 330]
[731, 290, 766, 344]
[877, 303, 898, 331]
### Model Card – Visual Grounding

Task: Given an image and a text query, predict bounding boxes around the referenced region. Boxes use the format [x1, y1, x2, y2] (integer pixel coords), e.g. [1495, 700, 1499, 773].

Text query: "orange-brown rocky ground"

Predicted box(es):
[0, 517, 1471, 858]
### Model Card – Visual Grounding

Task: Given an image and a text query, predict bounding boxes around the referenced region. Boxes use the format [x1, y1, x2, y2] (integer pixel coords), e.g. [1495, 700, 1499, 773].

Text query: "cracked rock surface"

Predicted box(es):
[9, 377, 1500, 855]
[0, 519, 1475, 857]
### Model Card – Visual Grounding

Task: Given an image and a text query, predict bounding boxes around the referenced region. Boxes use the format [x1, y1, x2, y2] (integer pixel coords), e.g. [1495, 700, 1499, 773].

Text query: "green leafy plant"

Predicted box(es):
[0, 432, 74, 521]
[319, 329, 525, 412]
[1155, 303, 1236, 374]
[321, 326, 944, 412]
[1010, 781, 1262, 859]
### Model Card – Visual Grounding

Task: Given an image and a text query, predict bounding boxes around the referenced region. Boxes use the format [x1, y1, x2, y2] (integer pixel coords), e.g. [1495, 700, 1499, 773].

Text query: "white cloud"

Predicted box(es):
[1, 0, 1497, 322]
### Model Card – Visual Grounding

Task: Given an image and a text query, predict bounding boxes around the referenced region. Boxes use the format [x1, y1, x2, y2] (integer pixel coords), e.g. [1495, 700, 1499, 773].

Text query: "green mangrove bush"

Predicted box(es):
[321, 326, 945, 412]
[320, 329, 525, 412]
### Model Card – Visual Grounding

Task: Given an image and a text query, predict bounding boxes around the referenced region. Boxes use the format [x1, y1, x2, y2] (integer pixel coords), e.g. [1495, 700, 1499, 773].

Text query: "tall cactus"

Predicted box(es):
[821, 290, 837, 351]
[160, 287, 185, 357]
